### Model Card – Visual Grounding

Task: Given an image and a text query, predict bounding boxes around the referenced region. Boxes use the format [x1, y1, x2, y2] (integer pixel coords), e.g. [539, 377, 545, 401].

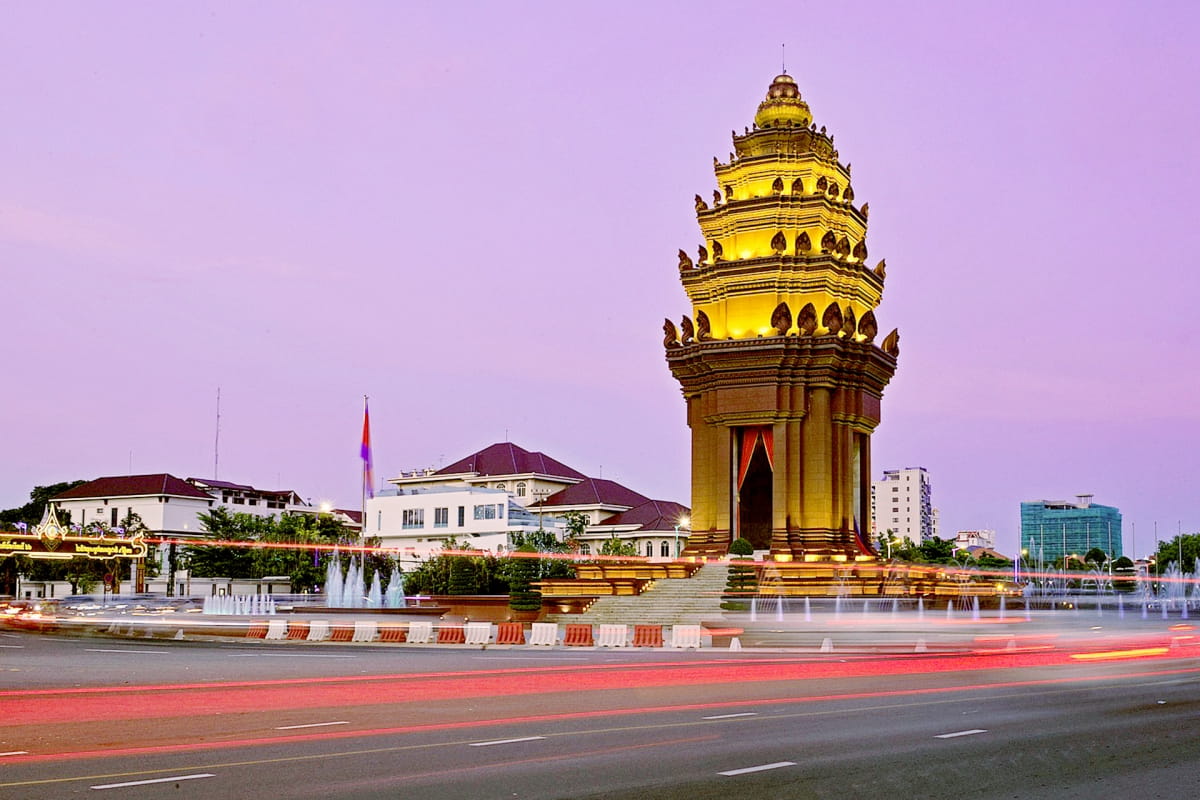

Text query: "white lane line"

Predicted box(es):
[935, 729, 988, 739]
[0, 644, 24, 648]
[275, 721, 350, 730]
[92, 773, 215, 790]
[719, 761, 796, 776]
[469, 736, 546, 747]
[228, 653, 356, 659]
[0, 751, 29, 757]
[84, 649, 168, 655]
[704, 712, 758, 720]
[473, 656, 590, 661]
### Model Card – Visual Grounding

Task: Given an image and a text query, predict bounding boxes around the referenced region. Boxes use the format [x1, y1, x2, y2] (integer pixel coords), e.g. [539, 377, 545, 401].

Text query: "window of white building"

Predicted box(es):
[434, 507, 449, 528]
[402, 509, 425, 529]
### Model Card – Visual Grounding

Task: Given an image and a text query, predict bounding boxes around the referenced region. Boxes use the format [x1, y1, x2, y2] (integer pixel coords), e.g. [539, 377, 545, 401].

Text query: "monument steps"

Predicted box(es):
[548, 563, 730, 627]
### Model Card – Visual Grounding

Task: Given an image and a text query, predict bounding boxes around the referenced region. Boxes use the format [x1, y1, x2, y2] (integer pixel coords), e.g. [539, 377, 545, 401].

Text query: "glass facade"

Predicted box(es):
[1020, 498, 1122, 563]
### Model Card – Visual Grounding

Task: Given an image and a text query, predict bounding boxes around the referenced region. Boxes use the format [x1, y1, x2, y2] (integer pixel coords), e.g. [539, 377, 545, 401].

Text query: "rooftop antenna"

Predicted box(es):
[213, 387, 221, 480]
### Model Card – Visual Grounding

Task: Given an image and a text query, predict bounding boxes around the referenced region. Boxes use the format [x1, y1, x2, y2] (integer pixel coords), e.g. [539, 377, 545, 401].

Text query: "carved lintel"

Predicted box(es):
[698, 244, 709, 263]
[696, 309, 712, 341]
[694, 194, 708, 212]
[873, 259, 887, 280]
[677, 249, 694, 270]
[844, 186, 855, 204]
[680, 315, 695, 345]
[770, 302, 792, 336]
[852, 239, 868, 261]
[663, 318, 681, 349]
[820, 230, 836, 253]
[816, 175, 828, 192]
[882, 328, 900, 357]
[724, 185, 733, 201]
[861, 202, 870, 219]
[771, 231, 787, 253]
[791, 177, 804, 194]
[713, 189, 721, 206]
[771, 177, 784, 195]
[711, 240, 724, 261]
[843, 306, 857, 339]
[795, 231, 812, 252]
[797, 303, 817, 335]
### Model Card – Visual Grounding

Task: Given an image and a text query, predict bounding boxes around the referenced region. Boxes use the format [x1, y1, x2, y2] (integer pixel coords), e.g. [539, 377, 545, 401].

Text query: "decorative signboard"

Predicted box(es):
[0, 507, 147, 561]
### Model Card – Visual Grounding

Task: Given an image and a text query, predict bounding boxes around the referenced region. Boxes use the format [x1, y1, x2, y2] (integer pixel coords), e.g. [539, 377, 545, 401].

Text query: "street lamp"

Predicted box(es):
[673, 516, 690, 557]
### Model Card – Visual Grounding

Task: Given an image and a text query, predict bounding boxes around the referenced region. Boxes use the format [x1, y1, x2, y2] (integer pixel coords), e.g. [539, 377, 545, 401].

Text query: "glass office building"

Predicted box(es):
[1020, 495, 1122, 563]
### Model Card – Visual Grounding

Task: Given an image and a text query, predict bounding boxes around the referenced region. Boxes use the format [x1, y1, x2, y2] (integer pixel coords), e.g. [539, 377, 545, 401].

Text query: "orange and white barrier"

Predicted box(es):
[264, 620, 288, 640]
[307, 620, 331, 641]
[597, 624, 628, 647]
[465, 622, 492, 645]
[671, 624, 702, 649]
[407, 620, 433, 643]
[353, 620, 378, 642]
[528, 622, 559, 646]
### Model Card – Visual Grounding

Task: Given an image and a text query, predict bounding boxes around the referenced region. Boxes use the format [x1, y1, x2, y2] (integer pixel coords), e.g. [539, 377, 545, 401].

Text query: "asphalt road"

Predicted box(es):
[2, 630, 1198, 799]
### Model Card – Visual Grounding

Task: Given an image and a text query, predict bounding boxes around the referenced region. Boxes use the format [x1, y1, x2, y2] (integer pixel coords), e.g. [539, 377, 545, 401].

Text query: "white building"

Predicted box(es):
[870, 467, 934, 543]
[365, 485, 559, 560]
[377, 442, 690, 559]
[955, 529, 996, 551]
[51, 474, 219, 540]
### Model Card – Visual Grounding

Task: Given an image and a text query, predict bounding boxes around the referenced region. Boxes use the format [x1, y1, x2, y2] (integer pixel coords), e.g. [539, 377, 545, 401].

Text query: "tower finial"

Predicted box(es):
[781, 43, 786, 75]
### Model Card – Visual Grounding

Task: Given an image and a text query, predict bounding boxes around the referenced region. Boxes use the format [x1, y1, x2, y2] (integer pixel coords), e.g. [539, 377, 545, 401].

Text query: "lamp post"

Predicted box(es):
[673, 516, 689, 558]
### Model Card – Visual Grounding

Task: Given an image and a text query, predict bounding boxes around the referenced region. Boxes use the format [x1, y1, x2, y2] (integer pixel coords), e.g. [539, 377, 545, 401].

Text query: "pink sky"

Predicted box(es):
[3, 2, 1197, 556]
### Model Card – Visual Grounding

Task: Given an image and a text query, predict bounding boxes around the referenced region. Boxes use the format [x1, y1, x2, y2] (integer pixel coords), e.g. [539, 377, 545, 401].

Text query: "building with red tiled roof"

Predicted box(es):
[374, 442, 689, 560]
[51, 474, 217, 537]
[390, 442, 586, 506]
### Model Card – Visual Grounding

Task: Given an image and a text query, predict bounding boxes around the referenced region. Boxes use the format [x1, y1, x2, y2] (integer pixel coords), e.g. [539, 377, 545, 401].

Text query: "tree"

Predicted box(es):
[725, 538, 758, 597]
[600, 535, 638, 557]
[506, 544, 542, 613]
[1084, 547, 1108, 568]
[0, 481, 86, 530]
[561, 512, 589, 553]
[918, 536, 956, 564]
[1152, 533, 1200, 575]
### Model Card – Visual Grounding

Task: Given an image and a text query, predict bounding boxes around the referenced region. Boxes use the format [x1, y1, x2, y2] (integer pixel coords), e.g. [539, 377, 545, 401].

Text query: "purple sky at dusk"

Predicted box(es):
[3, 2, 1198, 556]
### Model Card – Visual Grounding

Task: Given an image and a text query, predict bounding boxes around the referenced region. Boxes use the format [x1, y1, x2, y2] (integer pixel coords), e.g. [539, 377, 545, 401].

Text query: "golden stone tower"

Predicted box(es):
[666, 74, 899, 561]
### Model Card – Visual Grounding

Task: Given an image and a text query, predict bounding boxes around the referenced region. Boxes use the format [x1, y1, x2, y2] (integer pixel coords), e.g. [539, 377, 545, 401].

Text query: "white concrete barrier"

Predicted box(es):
[671, 624, 702, 649]
[597, 624, 628, 648]
[465, 622, 492, 645]
[307, 620, 331, 641]
[819, 637, 834, 653]
[528, 622, 559, 646]
[353, 620, 378, 642]
[407, 620, 433, 644]
[265, 619, 288, 640]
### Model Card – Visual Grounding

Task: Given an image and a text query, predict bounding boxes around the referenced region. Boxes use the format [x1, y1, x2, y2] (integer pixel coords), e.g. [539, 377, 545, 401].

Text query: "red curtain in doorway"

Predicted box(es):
[736, 426, 775, 489]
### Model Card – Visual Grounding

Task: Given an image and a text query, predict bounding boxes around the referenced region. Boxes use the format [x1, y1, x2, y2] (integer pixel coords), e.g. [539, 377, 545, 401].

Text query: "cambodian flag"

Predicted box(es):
[361, 398, 375, 499]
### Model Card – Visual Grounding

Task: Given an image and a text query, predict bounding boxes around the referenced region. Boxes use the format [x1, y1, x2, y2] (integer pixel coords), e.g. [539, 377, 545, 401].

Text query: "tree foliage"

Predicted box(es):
[600, 535, 638, 557]
[0, 481, 86, 529]
[506, 544, 542, 612]
[1152, 533, 1200, 575]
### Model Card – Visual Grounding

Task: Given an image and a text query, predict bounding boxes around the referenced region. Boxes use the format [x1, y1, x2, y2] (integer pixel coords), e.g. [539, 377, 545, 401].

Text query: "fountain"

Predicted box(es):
[367, 571, 383, 609]
[385, 566, 407, 608]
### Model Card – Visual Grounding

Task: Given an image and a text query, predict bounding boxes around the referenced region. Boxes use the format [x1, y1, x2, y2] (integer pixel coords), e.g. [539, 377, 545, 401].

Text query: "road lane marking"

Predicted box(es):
[0, 645, 24, 648]
[703, 712, 758, 720]
[473, 656, 590, 661]
[0, 751, 29, 757]
[275, 721, 349, 730]
[84, 649, 167, 655]
[469, 736, 546, 747]
[935, 729, 987, 738]
[91, 773, 215, 790]
[719, 761, 796, 776]
[228, 653, 356, 659]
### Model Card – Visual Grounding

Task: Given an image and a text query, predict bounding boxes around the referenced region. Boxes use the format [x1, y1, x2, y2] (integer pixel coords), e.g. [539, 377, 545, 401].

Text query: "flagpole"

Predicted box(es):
[361, 395, 369, 539]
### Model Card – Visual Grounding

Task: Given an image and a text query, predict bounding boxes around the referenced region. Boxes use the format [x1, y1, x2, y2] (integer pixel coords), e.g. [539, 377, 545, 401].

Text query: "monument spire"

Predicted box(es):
[665, 74, 899, 561]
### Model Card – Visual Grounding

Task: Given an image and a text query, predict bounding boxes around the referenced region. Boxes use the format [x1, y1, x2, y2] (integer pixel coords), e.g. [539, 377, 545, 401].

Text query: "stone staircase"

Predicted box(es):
[549, 563, 730, 626]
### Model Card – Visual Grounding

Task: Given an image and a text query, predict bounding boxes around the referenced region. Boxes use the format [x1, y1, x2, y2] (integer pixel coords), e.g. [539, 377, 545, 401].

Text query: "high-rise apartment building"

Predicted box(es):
[870, 467, 933, 542]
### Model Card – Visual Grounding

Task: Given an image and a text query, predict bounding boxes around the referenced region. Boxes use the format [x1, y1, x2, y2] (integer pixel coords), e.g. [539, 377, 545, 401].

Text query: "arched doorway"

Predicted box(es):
[736, 427, 773, 551]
